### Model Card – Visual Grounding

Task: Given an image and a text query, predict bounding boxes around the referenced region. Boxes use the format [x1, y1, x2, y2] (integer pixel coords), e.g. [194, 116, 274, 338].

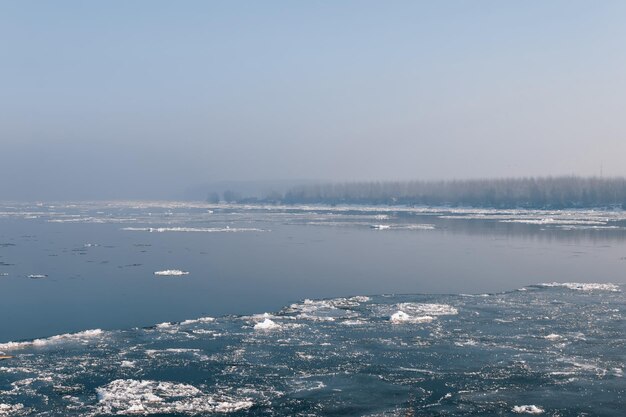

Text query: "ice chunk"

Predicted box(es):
[154, 270, 189, 277]
[512, 405, 544, 414]
[0, 329, 104, 351]
[0, 403, 24, 415]
[390, 311, 434, 323]
[254, 319, 281, 330]
[95, 379, 253, 415]
[123, 227, 267, 233]
[536, 282, 620, 292]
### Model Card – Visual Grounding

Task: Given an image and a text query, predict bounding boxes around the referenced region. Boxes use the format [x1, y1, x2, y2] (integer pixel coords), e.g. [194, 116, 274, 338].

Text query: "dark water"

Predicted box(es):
[1, 202, 625, 415]
[0, 287, 624, 416]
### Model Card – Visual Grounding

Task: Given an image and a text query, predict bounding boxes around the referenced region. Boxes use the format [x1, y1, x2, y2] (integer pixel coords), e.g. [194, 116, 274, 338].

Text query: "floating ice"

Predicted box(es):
[390, 310, 434, 323]
[0, 329, 104, 351]
[399, 223, 436, 230]
[154, 270, 190, 277]
[122, 227, 267, 233]
[501, 218, 606, 225]
[95, 379, 253, 415]
[394, 303, 458, 316]
[512, 405, 544, 414]
[536, 282, 620, 292]
[254, 319, 281, 331]
[27, 274, 47, 279]
[370, 223, 434, 231]
[180, 317, 215, 326]
[386, 303, 457, 323]
[283, 296, 365, 321]
[0, 403, 24, 416]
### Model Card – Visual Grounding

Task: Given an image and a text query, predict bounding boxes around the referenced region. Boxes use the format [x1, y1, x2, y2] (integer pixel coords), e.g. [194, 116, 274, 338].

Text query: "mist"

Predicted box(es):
[2, 1, 626, 200]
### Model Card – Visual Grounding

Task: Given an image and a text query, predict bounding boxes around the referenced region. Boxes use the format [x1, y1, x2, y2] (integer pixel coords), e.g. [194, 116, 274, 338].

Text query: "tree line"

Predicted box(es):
[209, 177, 626, 209]
[282, 177, 626, 208]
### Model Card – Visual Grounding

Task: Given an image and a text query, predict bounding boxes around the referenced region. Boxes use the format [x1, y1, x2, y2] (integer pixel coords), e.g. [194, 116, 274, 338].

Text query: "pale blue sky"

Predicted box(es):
[1, 1, 625, 199]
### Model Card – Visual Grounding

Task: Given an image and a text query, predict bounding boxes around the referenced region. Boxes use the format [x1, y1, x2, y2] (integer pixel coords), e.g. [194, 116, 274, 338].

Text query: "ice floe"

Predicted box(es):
[282, 296, 367, 321]
[512, 405, 544, 414]
[154, 270, 190, 277]
[535, 282, 620, 292]
[0, 329, 104, 352]
[180, 317, 215, 326]
[0, 403, 24, 416]
[390, 311, 433, 323]
[95, 379, 253, 415]
[27, 274, 47, 279]
[370, 224, 435, 231]
[392, 302, 458, 316]
[122, 227, 267, 233]
[254, 319, 281, 331]
[387, 303, 457, 323]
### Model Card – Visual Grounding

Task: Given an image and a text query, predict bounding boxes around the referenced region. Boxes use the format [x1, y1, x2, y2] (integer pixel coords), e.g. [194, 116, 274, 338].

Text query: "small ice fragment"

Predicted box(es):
[28, 274, 47, 279]
[512, 405, 544, 414]
[390, 311, 411, 323]
[154, 270, 189, 277]
[254, 319, 281, 330]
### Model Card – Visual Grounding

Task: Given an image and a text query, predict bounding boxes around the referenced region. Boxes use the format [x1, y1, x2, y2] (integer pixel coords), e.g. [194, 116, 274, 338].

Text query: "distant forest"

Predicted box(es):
[211, 177, 626, 209]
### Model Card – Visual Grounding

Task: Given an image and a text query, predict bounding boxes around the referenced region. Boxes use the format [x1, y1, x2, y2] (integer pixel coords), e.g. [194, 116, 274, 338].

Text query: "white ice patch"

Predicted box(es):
[384, 303, 457, 323]
[145, 349, 201, 356]
[512, 405, 544, 414]
[0, 403, 24, 416]
[283, 296, 366, 321]
[398, 224, 436, 230]
[95, 379, 253, 415]
[390, 311, 434, 323]
[370, 224, 435, 231]
[0, 329, 104, 351]
[501, 218, 606, 225]
[254, 319, 281, 331]
[180, 317, 215, 326]
[154, 270, 189, 277]
[536, 282, 620, 292]
[122, 227, 267, 233]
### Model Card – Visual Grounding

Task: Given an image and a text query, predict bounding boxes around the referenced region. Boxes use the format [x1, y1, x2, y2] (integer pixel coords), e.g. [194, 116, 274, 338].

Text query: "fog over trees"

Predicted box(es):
[220, 177, 626, 209]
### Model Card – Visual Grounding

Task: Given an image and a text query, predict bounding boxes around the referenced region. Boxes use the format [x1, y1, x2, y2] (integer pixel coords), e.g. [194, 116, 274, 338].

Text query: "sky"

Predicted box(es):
[1, 1, 626, 200]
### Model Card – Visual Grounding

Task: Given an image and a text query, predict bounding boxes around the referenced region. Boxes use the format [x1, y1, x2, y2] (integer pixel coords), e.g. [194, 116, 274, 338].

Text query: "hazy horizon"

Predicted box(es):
[2, 1, 626, 200]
